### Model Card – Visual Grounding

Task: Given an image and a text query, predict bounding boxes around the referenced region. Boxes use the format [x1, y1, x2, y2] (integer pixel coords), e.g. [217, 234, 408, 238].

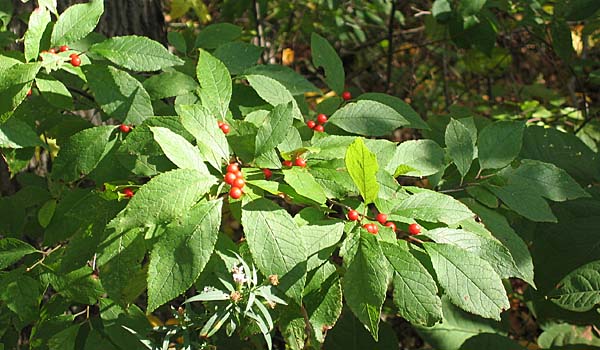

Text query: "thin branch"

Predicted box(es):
[385, 0, 398, 92]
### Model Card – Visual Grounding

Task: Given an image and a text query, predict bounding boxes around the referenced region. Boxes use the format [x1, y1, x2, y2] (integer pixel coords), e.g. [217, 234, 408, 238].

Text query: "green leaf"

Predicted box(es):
[244, 65, 320, 95]
[0, 62, 42, 123]
[51, 125, 116, 182]
[342, 231, 390, 340]
[385, 140, 446, 177]
[143, 71, 198, 100]
[35, 74, 73, 110]
[485, 183, 557, 222]
[300, 222, 344, 271]
[50, 0, 104, 46]
[390, 188, 474, 225]
[0, 271, 43, 323]
[459, 333, 527, 350]
[478, 121, 525, 170]
[329, 100, 409, 137]
[38, 199, 57, 228]
[381, 241, 442, 326]
[550, 260, 600, 312]
[84, 65, 153, 125]
[323, 311, 399, 350]
[538, 323, 600, 348]
[345, 137, 379, 204]
[197, 49, 232, 120]
[0, 238, 38, 270]
[304, 264, 343, 343]
[90, 36, 184, 71]
[147, 199, 222, 311]
[424, 228, 525, 281]
[459, 0, 487, 16]
[214, 42, 263, 75]
[551, 20, 575, 63]
[498, 159, 589, 202]
[107, 168, 217, 234]
[445, 118, 474, 178]
[150, 126, 209, 174]
[24, 7, 51, 62]
[424, 243, 509, 320]
[311, 33, 345, 94]
[241, 199, 307, 305]
[48, 323, 81, 350]
[245, 74, 302, 119]
[195, 23, 242, 49]
[358, 93, 429, 130]
[283, 167, 327, 204]
[0, 118, 42, 148]
[255, 102, 294, 156]
[179, 104, 230, 170]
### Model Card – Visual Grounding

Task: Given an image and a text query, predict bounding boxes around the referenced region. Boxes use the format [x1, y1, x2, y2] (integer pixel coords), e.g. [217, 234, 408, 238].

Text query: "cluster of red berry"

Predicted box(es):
[217, 121, 230, 134]
[346, 209, 421, 235]
[40, 45, 81, 67]
[282, 157, 306, 168]
[224, 163, 245, 199]
[306, 113, 328, 132]
[122, 187, 134, 199]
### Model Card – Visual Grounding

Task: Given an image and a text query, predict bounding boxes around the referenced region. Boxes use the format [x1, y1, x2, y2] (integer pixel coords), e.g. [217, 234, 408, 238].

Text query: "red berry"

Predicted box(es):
[218, 121, 224, 128]
[122, 188, 134, 198]
[229, 186, 243, 199]
[226, 163, 239, 173]
[27, 89, 32, 96]
[220, 124, 230, 134]
[307, 120, 316, 129]
[314, 124, 324, 132]
[262, 168, 272, 180]
[233, 170, 243, 179]
[224, 172, 237, 185]
[408, 223, 421, 235]
[376, 213, 388, 225]
[363, 223, 378, 234]
[282, 160, 293, 167]
[385, 222, 397, 232]
[347, 210, 359, 221]
[342, 91, 352, 101]
[119, 124, 131, 133]
[317, 113, 328, 124]
[233, 177, 245, 189]
[59, 45, 69, 52]
[294, 157, 307, 167]
[70, 54, 81, 67]
[49, 48, 57, 54]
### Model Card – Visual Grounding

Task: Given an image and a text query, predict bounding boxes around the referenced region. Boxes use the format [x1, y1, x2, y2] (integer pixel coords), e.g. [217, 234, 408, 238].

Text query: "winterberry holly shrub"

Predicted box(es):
[1, 1, 600, 349]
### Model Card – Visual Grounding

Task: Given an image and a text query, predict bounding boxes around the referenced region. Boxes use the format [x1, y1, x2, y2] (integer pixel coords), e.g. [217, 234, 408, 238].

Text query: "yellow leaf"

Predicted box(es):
[170, 0, 191, 20]
[282, 48, 294, 66]
[147, 314, 163, 327]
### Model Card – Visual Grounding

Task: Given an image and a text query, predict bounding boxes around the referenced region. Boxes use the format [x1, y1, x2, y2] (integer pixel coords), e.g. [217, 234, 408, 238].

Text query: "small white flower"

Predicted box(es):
[232, 264, 248, 284]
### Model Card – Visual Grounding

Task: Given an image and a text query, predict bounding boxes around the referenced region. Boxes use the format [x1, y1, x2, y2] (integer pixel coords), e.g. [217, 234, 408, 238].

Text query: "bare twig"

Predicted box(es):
[385, 0, 398, 92]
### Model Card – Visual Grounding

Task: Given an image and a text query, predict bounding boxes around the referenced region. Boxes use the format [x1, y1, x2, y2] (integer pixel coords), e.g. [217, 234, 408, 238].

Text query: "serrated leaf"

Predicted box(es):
[478, 121, 525, 170]
[385, 140, 446, 177]
[345, 137, 379, 204]
[244, 65, 320, 95]
[179, 104, 230, 170]
[245, 74, 302, 119]
[329, 100, 409, 137]
[550, 260, 600, 312]
[283, 167, 328, 204]
[143, 71, 198, 100]
[445, 118, 474, 178]
[84, 65, 153, 125]
[150, 126, 209, 174]
[0, 118, 42, 148]
[485, 183, 557, 222]
[50, 0, 104, 46]
[424, 243, 509, 320]
[0, 271, 43, 323]
[195, 23, 242, 49]
[147, 199, 222, 311]
[538, 323, 600, 348]
[255, 103, 294, 156]
[300, 222, 344, 271]
[90, 36, 184, 72]
[311, 33, 345, 94]
[391, 189, 474, 225]
[24, 7, 51, 62]
[323, 311, 399, 350]
[0, 62, 42, 123]
[241, 199, 307, 305]
[381, 241, 442, 326]
[51, 125, 116, 182]
[35, 74, 73, 110]
[342, 231, 390, 340]
[0, 238, 38, 270]
[107, 168, 217, 234]
[197, 49, 232, 120]
[214, 42, 263, 75]
[358, 93, 429, 130]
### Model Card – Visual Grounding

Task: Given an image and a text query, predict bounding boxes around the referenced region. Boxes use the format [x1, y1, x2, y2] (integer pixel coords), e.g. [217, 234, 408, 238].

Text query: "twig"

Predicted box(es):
[385, 0, 398, 92]
[252, 0, 266, 63]
[26, 244, 62, 272]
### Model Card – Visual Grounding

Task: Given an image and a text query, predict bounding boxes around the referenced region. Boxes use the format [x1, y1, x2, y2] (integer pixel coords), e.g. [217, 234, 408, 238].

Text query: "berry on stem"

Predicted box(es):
[363, 223, 378, 234]
[314, 124, 324, 133]
[226, 163, 239, 173]
[307, 120, 316, 129]
[224, 172, 237, 185]
[385, 222, 397, 232]
[408, 223, 421, 235]
[122, 188, 134, 198]
[220, 123, 230, 134]
[119, 124, 131, 133]
[59, 45, 69, 52]
[376, 213, 388, 225]
[49, 48, 57, 54]
[262, 168, 272, 180]
[294, 157, 307, 167]
[233, 170, 243, 179]
[347, 210, 359, 221]
[229, 187, 243, 199]
[27, 89, 32, 97]
[233, 177, 245, 189]
[342, 91, 352, 101]
[70, 54, 81, 67]
[282, 160, 293, 167]
[217, 121, 224, 128]
[317, 113, 328, 124]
